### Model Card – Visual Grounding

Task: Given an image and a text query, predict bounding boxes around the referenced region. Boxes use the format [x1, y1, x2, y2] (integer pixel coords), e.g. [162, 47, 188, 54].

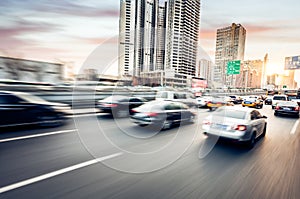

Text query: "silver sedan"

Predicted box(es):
[202, 106, 267, 148]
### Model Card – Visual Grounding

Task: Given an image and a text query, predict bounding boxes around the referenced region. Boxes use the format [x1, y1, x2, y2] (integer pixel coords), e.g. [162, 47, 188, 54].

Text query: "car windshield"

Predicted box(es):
[273, 96, 286, 100]
[18, 93, 49, 104]
[214, 108, 247, 119]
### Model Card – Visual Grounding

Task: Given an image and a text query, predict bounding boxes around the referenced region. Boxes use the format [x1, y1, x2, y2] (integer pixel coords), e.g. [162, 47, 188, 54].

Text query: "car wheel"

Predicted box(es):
[188, 115, 195, 123]
[162, 120, 172, 130]
[246, 133, 256, 149]
[115, 110, 128, 118]
[138, 124, 147, 127]
[37, 114, 63, 127]
[261, 124, 267, 137]
[274, 112, 278, 116]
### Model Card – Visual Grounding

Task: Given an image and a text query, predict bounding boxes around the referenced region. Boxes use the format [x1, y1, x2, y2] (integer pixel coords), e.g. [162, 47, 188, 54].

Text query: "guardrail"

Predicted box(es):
[0, 85, 266, 108]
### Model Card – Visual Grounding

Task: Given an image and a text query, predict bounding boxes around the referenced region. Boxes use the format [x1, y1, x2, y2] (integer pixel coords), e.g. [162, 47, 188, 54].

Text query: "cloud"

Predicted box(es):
[4, 0, 120, 18]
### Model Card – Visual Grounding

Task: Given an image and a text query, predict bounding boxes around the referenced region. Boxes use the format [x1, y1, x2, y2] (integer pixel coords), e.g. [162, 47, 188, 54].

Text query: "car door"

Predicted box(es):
[129, 98, 144, 110]
[164, 103, 181, 124]
[254, 111, 264, 136]
[250, 110, 263, 137]
[0, 94, 32, 126]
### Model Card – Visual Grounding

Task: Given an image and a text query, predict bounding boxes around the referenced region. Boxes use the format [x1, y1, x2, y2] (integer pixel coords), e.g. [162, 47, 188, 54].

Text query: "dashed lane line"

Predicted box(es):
[0, 152, 123, 194]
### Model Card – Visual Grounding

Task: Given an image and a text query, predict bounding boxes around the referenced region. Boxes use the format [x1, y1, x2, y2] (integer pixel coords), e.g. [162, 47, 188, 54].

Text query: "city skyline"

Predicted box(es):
[1, 0, 300, 84]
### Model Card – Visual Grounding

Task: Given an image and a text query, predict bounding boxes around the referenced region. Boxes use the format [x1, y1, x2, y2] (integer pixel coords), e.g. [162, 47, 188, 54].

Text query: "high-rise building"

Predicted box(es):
[119, 0, 136, 77]
[119, 0, 201, 87]
[165, 0, 201, 76]
[214, 23, 246, 87]
[197, 59, 213, 86]
[240, 60, 263, 88]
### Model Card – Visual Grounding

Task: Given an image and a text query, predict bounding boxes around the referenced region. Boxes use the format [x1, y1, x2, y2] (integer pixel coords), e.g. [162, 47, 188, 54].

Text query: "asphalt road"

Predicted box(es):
[0, 105, 299, 199]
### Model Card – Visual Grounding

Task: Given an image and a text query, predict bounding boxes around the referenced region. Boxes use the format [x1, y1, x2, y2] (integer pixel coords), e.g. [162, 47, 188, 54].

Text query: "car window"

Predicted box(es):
[273, 96, 287, 100]
[129, 98, 141, 103]
[165, 103, 181, 110]
[0, 94, 22, 104]
[180, 103, 189, 110]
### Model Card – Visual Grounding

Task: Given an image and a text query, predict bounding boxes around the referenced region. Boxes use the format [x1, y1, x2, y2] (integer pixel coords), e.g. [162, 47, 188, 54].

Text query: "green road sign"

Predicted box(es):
[227, 60, 241, 75]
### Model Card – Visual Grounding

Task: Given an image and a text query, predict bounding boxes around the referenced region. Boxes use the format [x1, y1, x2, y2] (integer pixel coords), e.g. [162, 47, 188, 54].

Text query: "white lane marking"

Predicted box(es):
[290, 120, 299, 134]
[0, 129, 76, 143]
[0, 152, 123, 194]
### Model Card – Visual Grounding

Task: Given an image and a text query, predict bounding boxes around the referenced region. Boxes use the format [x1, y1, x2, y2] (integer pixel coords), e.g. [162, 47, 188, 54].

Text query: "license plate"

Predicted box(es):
[212, 123, 227, 130]
[283, 108, 291, 111]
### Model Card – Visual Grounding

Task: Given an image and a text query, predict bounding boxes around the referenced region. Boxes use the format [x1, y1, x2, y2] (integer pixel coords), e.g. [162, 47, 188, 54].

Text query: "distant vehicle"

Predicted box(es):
[0, 91, 71, 128]
[272, 95, 288, 109]
[207, 96, 234, 111]
[242, 97, 263, 109]
[155, 91, 197, 108]
[228, 95, 243, 104]
[131, 100, 196, 130]
[274, 101, 299, 118]
[264, 96, 272, 105]
[196, 96, 212, 108]
[202, 106, 267, 148]
[97, 95, 147, 118]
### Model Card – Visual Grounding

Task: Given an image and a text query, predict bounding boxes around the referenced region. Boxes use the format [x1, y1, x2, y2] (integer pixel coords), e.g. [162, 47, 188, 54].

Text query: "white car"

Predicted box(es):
[196, 96, 212, 108]
[202, 106, 267, 148]
[272, 95, 288, 109]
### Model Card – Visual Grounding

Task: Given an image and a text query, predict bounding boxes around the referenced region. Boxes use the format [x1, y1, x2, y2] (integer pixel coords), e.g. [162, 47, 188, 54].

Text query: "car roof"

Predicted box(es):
[0, 90, 29, 96]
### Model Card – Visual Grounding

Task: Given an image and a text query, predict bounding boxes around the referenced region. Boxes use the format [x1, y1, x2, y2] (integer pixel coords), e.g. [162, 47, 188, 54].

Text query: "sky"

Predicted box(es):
[0, 0, 300, 83]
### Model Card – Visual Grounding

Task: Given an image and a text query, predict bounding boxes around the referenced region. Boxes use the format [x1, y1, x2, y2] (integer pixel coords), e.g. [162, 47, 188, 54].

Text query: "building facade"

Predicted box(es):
[197, 59, 213, 87]
[0, 56, 63, 84]
[119, 0, 201, 87]
[119, 0, 136, 77]
[214, 23, 246, 88]
[235, 60, 263, 88]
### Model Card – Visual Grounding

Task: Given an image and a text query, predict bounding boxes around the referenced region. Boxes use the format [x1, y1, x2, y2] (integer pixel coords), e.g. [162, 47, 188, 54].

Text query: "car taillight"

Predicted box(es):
[202, 120, 211, 125]
[104, 103, 118, 107]
[146, 112, 158, 117]
[295, 107, 299, 111]
[275, 106, 280, 110]
[206, 101, 211, 104]
[233, 125, 247, 131]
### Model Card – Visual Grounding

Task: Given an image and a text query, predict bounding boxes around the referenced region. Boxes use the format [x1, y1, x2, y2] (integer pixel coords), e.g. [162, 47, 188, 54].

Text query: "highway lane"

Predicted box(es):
[0, 105, 299, 198]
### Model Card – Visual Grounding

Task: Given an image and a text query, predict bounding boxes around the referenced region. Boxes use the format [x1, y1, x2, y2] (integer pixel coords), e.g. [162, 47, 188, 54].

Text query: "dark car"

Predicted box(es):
[229, 95, 243, 104]
[130, 100, 196, 130]
[264, 97, 272, 105]
[274, 101, 299, 117]
[97, 95, 147, 117]
[0, 91, 71, 128]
